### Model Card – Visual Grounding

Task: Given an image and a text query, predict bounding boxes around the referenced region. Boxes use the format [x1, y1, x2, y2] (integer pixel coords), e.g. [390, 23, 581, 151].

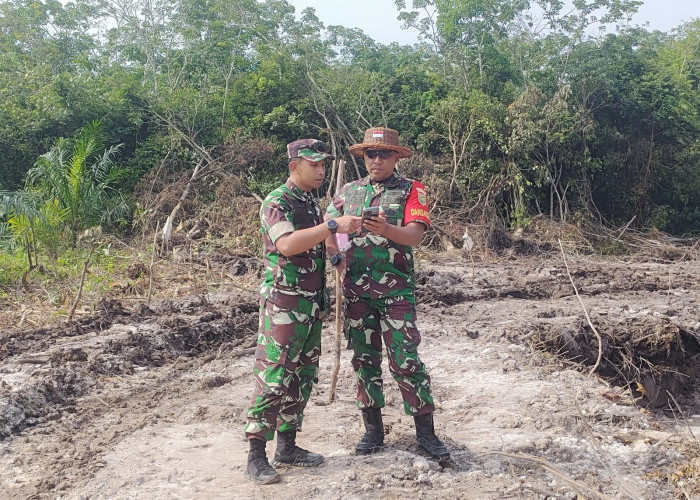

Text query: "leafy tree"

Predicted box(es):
[506, 84, 592, 221]
[422, 90, 505, 201]
[565, 28, 700, 230]
[0, 0, 145, 190]
[397, 0, 523, 93]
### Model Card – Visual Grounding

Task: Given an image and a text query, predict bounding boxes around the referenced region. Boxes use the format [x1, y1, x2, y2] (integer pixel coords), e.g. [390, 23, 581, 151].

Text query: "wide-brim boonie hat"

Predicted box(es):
[348, 127, 413, 159]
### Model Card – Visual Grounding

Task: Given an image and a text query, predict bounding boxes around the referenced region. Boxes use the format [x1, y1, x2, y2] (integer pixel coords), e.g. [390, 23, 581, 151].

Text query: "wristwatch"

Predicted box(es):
[326, 219, 338, 234]
[330, 253, 344, 267]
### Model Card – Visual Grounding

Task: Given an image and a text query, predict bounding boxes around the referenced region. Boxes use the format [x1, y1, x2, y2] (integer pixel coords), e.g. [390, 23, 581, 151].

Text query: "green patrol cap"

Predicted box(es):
[287, 139, 335, 162]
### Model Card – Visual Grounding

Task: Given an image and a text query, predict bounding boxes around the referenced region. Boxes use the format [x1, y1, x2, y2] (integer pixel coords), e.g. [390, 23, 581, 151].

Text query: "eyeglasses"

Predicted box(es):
[365, 149, 394, 159]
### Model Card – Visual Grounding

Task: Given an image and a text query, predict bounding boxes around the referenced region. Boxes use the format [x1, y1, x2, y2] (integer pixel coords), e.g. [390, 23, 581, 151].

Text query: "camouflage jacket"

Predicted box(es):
[259, 179, 327, 317]
[327, 173, 419, 300]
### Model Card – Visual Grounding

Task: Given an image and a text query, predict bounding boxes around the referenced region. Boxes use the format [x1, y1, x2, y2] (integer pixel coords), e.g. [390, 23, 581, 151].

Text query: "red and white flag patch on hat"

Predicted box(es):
[372, 130, 384, 139]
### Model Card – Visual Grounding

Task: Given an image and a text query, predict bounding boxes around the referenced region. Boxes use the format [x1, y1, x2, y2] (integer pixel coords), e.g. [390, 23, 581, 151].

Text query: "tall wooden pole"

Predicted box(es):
[328, 159, 345, 404]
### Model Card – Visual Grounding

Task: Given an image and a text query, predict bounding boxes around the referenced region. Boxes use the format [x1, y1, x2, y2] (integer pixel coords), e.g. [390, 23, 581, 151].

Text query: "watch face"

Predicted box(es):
[327, 219, 338, 231]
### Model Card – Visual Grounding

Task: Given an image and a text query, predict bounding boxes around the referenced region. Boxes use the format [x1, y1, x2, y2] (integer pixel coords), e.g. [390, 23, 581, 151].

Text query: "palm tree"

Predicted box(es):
[0, 189, 49, 280]
[24, 120, 130, 241]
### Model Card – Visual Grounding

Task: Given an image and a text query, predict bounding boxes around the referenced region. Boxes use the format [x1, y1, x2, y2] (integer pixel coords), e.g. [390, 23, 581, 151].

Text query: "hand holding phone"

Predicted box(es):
[362, 206, 379, 220]
[361, 206, 380, 233]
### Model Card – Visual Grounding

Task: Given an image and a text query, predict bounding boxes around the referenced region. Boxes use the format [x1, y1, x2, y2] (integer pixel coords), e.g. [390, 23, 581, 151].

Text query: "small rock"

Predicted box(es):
[412, 457, 430, 471]
[483, 459, 502, 474]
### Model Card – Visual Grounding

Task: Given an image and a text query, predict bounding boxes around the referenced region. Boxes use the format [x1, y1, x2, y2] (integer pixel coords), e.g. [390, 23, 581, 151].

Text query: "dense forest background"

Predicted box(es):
[1, 0, 699, 268]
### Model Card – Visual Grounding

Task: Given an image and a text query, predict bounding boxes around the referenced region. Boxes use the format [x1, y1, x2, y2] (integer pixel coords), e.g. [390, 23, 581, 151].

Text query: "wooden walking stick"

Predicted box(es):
[328, 159, 345, 404]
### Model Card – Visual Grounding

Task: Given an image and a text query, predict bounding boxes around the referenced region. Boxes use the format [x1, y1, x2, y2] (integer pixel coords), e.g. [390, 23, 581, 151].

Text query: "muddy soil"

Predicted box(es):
[1, 253, 699, 499]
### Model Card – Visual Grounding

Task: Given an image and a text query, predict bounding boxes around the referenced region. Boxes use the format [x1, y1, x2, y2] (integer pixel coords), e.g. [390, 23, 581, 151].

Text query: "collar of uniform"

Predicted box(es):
[285, 178, 314, 202]
[360, 172, 401, 188]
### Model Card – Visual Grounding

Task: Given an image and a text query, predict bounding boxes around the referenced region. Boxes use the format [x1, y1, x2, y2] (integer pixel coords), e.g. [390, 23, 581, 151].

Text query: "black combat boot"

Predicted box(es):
[414, 413, 450, 464]
[355, 408, 384, 455]
[246, 438, 280, 485]
[271, 430, 324, 467]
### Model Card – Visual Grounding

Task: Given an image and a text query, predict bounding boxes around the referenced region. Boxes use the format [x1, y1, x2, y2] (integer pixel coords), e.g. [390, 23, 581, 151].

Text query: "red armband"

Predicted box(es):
[403, 182, 430, 227]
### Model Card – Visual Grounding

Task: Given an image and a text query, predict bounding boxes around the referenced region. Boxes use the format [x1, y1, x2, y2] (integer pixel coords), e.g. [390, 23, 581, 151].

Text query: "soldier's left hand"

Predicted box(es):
[363, 208, 387, 236]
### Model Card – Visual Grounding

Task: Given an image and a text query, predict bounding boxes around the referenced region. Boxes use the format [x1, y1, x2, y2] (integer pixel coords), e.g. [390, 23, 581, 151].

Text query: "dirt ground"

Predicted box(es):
[1, 251, 699, 499]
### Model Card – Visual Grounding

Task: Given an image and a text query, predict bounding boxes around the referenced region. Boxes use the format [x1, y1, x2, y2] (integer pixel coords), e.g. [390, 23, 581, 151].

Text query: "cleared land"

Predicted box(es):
[1, 252, 699, 499]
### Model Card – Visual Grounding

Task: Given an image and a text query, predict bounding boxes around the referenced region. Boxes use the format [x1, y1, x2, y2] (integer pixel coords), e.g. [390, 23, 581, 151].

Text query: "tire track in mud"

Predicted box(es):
[1, 294, 259, 497]
[1, 295, 257, 439]
[15, 354, 243, 497]
[415, 257, 700, 408]
[416, 259, 699, 303]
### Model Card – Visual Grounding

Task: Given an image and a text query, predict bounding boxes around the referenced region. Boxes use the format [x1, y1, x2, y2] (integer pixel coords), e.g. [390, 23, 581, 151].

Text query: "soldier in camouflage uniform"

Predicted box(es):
[325, 127, 450, 464]
[245, 139, 362, 484]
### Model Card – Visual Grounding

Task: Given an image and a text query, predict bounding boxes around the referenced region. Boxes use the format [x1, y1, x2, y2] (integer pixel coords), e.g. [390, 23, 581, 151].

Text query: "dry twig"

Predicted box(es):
[18, 306, 31, 328]
[558, 239, 603, 375]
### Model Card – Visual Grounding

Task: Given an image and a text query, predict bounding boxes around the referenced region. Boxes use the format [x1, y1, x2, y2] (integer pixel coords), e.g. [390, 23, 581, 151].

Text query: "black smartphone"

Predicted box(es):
[361, 206, 379, 233]
[362, 206, 379, 220]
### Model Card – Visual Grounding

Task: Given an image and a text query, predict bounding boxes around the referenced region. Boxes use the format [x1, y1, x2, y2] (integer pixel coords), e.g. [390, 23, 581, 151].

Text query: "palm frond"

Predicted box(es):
[0, 221, 13, 251]
[92, 144, 124, 185]
[0, 190, 44, 221]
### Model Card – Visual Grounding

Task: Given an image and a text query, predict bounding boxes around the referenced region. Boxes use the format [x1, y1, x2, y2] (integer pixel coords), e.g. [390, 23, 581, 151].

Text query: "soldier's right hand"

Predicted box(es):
[335, 215, 363, 234]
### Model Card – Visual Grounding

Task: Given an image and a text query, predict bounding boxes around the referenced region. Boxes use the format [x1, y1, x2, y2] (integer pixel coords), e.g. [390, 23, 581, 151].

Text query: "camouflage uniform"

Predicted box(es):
[245, 179, 327, 441]
[327, 173, 435, 416]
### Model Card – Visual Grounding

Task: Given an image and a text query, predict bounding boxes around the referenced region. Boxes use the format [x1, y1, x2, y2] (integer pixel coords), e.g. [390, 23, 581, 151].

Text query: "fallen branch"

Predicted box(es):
[480, 450, 617, 500]
[666, 390, 698, 444]
[675, 238, 700, 264]
[147, 221, 159, 305]
[558, 239, 603, 376]
[18, 307, 31, 328]
[162, 158, 205, 249]
[615, 215, 636, 241]
[68, 245, 96, 322]
[16, 354, 50, 364]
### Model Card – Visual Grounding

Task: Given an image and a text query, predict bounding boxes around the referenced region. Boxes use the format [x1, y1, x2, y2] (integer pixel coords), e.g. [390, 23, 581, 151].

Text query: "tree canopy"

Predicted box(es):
[0, 0, 698, 237]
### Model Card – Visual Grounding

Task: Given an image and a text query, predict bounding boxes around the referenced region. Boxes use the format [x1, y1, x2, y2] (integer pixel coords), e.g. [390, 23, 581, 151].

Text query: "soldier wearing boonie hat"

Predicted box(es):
[244, 139, 362, 485]
[325, 126, 451, 465]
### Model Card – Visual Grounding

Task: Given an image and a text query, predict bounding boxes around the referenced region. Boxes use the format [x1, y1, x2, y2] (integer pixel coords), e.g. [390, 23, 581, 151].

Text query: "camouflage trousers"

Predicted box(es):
[244, 299, 321, 441]
[345, 294, 435, 416]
